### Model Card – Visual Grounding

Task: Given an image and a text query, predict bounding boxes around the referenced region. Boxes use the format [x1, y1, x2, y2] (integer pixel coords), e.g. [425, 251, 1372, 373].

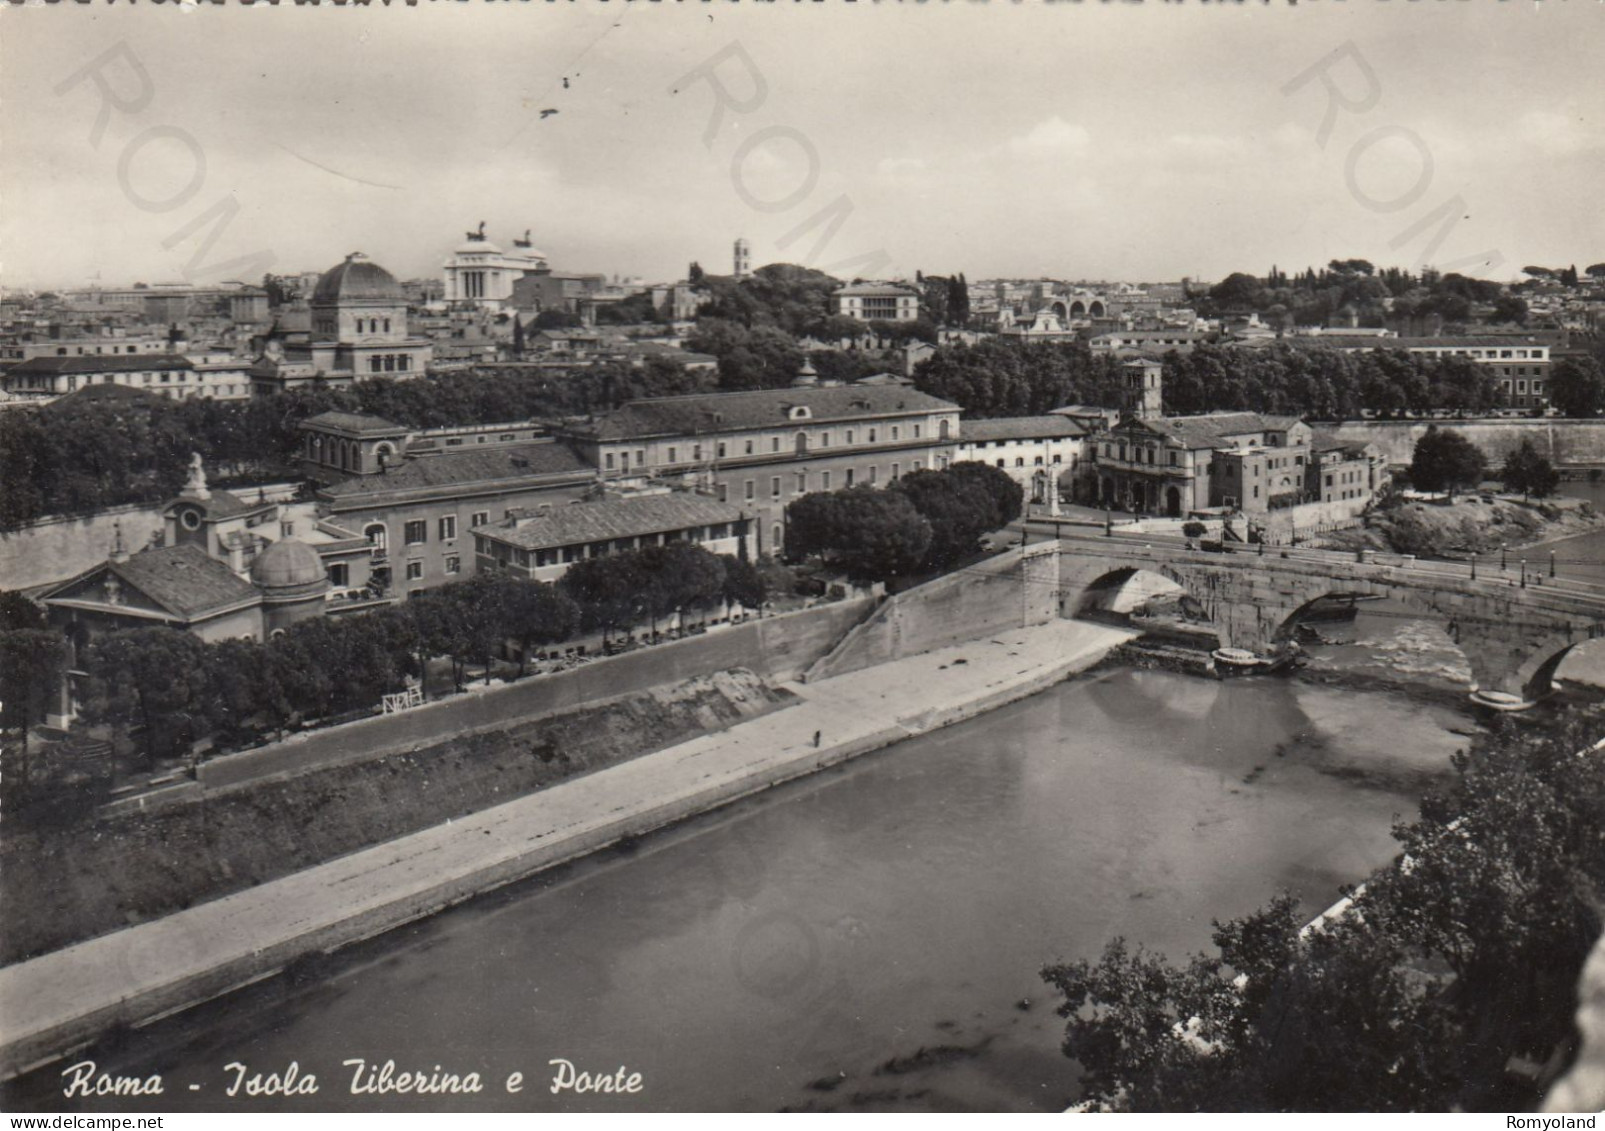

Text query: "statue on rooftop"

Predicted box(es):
[183, 452, 211, 500]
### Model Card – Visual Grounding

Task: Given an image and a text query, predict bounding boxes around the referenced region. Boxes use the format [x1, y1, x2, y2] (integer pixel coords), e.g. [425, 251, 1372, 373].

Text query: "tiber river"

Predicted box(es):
[10, 486, 1602, 1114]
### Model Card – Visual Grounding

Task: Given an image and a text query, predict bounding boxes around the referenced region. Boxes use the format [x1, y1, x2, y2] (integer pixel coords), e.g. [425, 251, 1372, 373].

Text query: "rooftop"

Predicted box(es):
[44, 544, 260, 619]
[300, 410, 412, 437]
[476, 492, 747, 550]
[573, 385, 960, 441]
[961, 415, 1087, 442]
[4, 354, 193, 375]
[1124, 412, 1307, 450]
[319, 441, 593, 500]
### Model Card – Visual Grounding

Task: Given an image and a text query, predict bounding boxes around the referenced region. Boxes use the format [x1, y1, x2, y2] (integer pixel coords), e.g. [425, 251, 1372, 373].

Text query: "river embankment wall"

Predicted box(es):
[1325, 419, 1605, 468]
[0, 619, 1131, 1080]
[805, 542, 1061, 681]
[187, 596, 875, 793]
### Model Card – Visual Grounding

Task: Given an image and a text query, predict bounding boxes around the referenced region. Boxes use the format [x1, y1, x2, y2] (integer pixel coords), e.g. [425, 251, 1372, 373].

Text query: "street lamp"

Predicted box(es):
[1520, 559, 1527, 589]
[1501, 543, 1508, 571]
[1550, 550, 1557, 579]
[1470, 552, 1477, 581]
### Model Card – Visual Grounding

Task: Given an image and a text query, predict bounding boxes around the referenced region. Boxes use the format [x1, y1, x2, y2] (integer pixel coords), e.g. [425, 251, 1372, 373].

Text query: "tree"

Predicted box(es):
[1488, 295, 1528, 326]
[1584, 263, 1605, 280]
[78, 628, 211, 763]
[784, 487, 932, 582]
[1042, 706, 1605, 1112]
[1548, 356, 1605, 418]
[503, 580, 580, 675]
[1499, 438, 1559, 500]
[946, 460, 1025, 526]
[0, 629, 66, 744]
[1409, 427, 1486, 499]
[718, 554, 767, 613]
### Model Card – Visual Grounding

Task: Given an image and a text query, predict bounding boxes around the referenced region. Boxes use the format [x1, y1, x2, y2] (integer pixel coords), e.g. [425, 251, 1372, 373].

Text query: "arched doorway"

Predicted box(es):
[1101, 477, 1115, 506]
[1031, 471, 1049, 505]
[364, 523, 388, 553]
[1165, 486, 1182, 517]
[795, 431, 808, 455]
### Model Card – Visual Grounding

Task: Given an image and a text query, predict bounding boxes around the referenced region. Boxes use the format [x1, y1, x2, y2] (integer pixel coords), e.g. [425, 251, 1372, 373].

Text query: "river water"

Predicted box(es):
[1298, 480, 1605, 692]
[7, 670, 1473, 1114]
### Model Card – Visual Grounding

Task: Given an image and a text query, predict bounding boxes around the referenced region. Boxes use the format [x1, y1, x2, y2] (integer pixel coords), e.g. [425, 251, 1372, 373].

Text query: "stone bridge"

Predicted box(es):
[1053, 534, 1605, 699]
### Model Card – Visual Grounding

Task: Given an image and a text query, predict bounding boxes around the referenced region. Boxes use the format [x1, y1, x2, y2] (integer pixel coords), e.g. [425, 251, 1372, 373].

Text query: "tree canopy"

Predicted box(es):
[784, 486, 932, 582]
[1408, 427, 1487, 498]
[1499, 438, 1559, 500]
[1042, 706, 1605, 1112]
[1548, 356, 1605, 419]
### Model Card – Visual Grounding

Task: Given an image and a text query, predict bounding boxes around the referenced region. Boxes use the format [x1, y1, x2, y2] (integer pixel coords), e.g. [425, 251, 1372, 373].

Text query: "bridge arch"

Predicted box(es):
[1067, 564, 1212, 629]
[1508, 626, 1603, 699]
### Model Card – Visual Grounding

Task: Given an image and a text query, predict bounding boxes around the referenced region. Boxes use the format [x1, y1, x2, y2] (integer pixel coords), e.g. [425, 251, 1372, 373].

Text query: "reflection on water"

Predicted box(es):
[7, 671, 1469, 1114]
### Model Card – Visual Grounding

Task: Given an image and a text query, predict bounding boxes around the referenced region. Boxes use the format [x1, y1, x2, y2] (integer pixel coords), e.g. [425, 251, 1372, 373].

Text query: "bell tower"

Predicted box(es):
[1123, 359, 1163, 421]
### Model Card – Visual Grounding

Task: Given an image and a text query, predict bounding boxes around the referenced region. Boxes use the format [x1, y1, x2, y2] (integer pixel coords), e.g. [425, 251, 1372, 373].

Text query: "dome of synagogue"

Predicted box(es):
[311, 253, 403, 305]
[250, 538, 325, 590]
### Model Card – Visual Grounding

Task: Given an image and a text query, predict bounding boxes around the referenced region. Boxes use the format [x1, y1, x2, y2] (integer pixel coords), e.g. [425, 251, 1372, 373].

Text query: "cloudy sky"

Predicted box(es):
[1, 2, 1600, 292]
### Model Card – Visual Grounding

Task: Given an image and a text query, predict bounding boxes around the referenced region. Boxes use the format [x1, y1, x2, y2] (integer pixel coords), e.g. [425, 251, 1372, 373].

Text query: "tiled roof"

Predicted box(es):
[320, 441, 593, 499]
[574, 385, 959, 441]
[104, 545, 259, 618]
[1125, 412, 1306, 450]
[961, 416, 1086, 442]
[300, 410, 410, 436]
[476, 492, 747, 550]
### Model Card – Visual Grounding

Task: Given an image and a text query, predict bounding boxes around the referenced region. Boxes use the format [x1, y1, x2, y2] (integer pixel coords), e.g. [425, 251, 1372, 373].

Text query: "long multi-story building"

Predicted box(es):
[559, 376, 963, 554]
[0, 352, 255, 401]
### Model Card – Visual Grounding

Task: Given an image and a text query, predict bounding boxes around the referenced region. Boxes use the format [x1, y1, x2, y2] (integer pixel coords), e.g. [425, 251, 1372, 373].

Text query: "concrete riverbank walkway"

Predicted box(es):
[0, 619, 1134, 1079]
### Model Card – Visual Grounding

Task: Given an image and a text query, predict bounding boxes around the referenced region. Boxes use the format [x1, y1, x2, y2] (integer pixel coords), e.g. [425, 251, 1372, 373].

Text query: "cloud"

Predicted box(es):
[1006, 116, 1092, 157]
[1515, 109, 1599, 158]
[874, 155, 928, 179]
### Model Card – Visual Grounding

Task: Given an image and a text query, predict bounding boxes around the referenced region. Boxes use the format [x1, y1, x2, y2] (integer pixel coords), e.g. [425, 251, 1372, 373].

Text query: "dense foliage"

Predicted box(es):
[1041, 707, 1605, 1112]
[784, 487, 932, 582]
[0, 359, 710, 530]
[1198, 261, 1512, 329]
[61, 545, 755, 763]
[1409, 427, 1488, 498]
[912, 339, 1502, 422]
[783, 462, 1021, 578]
[1500, 438, 1560, 500]
[1548, 356, 1605, 419]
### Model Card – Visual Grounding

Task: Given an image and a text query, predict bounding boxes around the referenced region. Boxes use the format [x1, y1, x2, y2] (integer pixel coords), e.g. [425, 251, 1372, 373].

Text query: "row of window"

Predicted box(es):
[366, 354, 413, 374]
[723, 458, 948, 503]
[994, 455, 1063, 468]
[477, 524, 738, 570]
[603, 422, 946, 472]
[50, 344, 153, 356]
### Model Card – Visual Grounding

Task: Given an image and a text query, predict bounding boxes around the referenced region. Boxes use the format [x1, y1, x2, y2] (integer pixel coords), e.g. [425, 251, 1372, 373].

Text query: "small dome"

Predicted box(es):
[251, 538, 326, 589]
[312, 253, 403, 305]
